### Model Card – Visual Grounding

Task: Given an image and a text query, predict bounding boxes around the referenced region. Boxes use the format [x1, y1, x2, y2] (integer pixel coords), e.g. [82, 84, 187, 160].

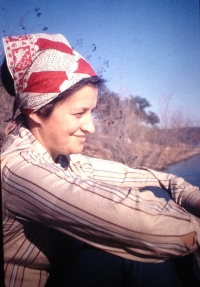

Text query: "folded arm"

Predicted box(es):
[80, 156, 200, 217]
[2, 152, 200, 263]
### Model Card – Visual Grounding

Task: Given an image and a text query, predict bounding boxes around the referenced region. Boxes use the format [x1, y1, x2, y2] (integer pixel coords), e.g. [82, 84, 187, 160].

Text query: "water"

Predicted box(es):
[165, 154, 200, 188]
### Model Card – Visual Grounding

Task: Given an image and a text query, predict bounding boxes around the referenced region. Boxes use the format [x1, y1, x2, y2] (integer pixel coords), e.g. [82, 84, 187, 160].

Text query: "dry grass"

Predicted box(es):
[0, 84, 14, 145]
[83, 135, 200, 170]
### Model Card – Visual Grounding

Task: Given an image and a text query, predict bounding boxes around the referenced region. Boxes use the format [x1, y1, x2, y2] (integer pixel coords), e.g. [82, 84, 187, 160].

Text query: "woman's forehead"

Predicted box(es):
[58, 85, 98, 108]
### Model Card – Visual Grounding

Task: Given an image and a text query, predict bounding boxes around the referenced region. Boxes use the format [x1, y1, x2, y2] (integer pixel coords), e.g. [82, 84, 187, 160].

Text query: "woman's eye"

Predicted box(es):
[74, 111, 84, 116]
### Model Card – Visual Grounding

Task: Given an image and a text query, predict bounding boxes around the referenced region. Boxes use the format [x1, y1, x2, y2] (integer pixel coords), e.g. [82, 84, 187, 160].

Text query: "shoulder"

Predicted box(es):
[1, 126, 53, 171]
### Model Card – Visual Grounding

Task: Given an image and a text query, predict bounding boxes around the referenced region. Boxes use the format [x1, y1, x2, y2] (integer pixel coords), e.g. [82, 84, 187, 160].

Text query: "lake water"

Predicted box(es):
[164, 154, 200, 188]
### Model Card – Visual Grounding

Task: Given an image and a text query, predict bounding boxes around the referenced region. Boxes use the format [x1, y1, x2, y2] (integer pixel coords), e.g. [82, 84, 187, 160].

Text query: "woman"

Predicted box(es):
[1, 33, 200, 287]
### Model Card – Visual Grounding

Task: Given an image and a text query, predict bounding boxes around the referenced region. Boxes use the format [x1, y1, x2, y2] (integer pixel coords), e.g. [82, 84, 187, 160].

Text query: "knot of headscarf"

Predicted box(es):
[2, 33, 97, 135]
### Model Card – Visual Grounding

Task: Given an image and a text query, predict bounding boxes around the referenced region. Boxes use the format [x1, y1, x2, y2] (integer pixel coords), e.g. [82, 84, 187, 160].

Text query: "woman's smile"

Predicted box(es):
[74, 135, 86, 141]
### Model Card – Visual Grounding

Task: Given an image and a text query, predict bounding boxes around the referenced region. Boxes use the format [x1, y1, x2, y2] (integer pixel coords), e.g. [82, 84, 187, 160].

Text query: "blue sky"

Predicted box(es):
[0, 0, 200, 125]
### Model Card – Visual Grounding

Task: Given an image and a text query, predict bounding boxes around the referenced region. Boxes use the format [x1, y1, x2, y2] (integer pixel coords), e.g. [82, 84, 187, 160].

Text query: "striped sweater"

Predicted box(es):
[1, 126, 200, 287]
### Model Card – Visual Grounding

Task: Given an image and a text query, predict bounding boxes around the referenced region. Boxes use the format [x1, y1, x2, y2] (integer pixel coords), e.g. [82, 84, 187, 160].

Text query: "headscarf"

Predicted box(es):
[2, 33, 97, 135]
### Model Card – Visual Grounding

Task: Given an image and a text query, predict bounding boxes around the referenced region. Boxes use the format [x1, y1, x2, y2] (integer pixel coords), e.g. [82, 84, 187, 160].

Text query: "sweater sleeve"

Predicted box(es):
[2, 151, 200, 263]
[79, 156, 200, 217]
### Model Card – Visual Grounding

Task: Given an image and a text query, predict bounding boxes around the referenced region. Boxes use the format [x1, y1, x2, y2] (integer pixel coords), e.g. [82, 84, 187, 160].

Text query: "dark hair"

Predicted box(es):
[1, 57, 105, 119]
[36, 76, 105, 118]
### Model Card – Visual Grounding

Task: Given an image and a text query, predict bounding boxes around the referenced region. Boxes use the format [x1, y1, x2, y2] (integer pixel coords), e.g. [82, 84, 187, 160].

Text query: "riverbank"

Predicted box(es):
[83, 137, 200, 171]
[158, 146, 200, 171]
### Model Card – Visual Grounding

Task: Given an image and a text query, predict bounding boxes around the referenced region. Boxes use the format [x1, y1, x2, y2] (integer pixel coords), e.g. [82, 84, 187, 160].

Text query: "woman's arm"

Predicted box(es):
[77, 155, 200, 217]
[2, 151, 200, 263]
[138, 166, 200, 218]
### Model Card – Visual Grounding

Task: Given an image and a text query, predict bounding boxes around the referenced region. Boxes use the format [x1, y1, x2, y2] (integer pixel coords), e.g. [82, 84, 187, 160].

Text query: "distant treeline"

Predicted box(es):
[177, 127, 200, 146]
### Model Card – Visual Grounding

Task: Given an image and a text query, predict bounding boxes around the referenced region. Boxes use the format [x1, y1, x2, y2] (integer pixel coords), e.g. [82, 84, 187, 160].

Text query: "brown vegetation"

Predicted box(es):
[82, 84, 200, 170]
[0, 82, 14, 145]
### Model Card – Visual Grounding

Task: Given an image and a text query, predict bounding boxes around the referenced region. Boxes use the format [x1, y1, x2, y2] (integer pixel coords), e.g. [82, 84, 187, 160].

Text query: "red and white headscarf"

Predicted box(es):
[2, 33, 97, 135]
[3, 33, 97, 113]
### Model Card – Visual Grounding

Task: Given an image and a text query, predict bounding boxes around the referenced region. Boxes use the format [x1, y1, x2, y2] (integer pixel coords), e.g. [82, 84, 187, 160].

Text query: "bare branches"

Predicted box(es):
[83, 86, 200, 170]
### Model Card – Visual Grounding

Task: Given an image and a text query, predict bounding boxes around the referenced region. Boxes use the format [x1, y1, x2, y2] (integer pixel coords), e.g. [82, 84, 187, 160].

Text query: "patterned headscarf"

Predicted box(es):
[2, 33, 97, 134]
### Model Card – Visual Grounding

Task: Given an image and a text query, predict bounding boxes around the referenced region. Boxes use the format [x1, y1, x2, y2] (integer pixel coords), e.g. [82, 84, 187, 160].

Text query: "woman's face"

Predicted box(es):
[30, 85, 98, 161]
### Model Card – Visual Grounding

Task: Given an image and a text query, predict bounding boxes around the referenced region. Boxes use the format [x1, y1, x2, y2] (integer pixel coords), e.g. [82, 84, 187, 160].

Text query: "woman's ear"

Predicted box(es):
[28, 112, 43, 125]
[27, 113, 42, 127]
[26, 112, 45, 139]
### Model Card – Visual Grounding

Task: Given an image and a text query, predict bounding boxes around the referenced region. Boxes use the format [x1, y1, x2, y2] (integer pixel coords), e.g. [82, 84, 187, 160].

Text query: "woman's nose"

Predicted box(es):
[81, 113, 95, 134]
